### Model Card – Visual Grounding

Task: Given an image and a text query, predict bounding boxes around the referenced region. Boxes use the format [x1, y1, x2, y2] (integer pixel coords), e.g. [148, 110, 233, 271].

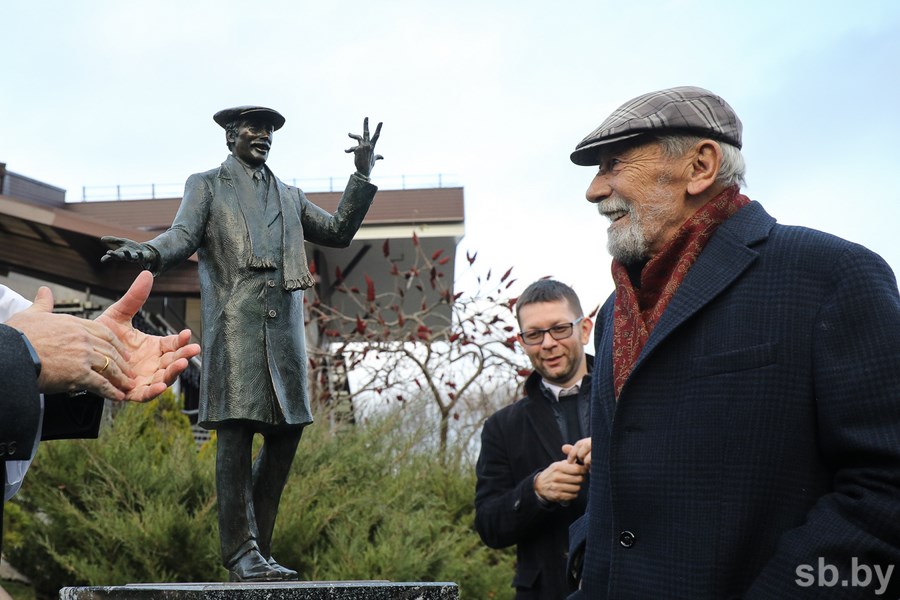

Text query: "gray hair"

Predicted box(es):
[655, 134, 746, 188]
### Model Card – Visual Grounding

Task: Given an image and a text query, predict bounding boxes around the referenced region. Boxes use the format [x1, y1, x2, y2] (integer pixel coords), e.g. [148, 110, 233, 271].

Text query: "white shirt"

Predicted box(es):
[1, 284, 42, 502]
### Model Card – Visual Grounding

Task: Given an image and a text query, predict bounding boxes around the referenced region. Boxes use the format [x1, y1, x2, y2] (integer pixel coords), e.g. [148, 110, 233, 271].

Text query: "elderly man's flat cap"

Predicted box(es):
[570, 86, 742, 166]
[213, 106, 286, 130]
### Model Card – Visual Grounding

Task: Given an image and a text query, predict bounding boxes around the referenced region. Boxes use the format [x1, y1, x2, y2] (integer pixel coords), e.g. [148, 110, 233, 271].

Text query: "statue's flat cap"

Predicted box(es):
[213, 106, 285, 130]
[570, 86, 742, 166]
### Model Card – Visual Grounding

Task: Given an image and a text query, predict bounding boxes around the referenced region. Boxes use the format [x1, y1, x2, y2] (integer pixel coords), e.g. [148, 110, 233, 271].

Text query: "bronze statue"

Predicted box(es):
[101, 107, 382, 581]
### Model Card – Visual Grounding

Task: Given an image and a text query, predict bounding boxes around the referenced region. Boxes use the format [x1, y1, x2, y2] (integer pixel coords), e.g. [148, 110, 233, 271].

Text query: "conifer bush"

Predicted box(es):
[6, 396, 515, 599]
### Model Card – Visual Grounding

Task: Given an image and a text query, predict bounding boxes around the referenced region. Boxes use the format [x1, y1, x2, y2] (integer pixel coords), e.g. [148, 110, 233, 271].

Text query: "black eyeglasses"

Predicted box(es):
[518, 317, 584, 345]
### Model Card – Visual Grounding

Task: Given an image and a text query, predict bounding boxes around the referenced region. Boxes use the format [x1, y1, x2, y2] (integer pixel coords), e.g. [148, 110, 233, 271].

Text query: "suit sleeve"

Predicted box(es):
[146, 172, 212, 273]
[474, 413, 557, 549]
[746, 245, 900, 597]
[300, 174, 377, 248]
[0, 324, 42, 462]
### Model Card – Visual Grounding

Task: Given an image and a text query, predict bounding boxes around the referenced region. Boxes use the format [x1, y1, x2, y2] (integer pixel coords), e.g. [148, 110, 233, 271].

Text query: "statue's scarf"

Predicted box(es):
[226, 156, 315, 291]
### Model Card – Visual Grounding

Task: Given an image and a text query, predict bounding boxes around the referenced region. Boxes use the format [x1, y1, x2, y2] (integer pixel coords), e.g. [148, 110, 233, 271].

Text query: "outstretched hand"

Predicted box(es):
[95, 271, 201, 402]
[345, 117, 383, 178]
[6, 288, 135, 400]
[101, 236, 158, 271]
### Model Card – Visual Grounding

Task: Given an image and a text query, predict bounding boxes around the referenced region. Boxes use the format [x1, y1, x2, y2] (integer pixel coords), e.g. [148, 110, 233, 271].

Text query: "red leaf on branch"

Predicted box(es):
[335, 266, 343, 283]
[431, 249, 444, 260]
[325, 329, 341, 338]
[466, 251, 477, 265]
[500, 267, 513, 283]
[412, 231, 419, 247]
[517, 368, 532, 377]
[308, 260, 317, 275]
[364, 275, 376, 302]
[438, 256, 451, 265]
[390, 263, 399, 276]
[355, 316, 367, 334]
[382, 239, 391, 257]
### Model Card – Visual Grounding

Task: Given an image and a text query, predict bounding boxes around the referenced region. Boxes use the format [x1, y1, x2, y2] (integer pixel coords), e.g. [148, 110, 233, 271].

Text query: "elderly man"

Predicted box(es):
[565, 87, 900, 598]
[102, 107, 381, 581]
[476, 279, 593, 600]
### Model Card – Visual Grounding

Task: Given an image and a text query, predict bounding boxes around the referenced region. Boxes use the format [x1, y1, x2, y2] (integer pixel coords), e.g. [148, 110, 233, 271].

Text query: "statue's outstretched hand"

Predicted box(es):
[101, 236, 158, 271]
[94, 271, 201, 402]
[345, 117, 383, 178]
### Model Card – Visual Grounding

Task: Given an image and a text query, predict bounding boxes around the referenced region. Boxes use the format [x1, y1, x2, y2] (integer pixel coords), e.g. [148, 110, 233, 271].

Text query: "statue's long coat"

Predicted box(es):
[148, 156, 376, 429]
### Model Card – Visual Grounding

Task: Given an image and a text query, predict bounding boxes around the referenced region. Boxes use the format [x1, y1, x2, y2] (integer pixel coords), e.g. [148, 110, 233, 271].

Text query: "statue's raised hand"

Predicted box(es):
[345, 117, 383, 178]
[101, 236, 159, 272]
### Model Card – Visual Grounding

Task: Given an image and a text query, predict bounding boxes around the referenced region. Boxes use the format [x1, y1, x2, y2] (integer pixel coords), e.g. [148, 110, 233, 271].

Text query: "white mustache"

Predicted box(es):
[597, 196, 632, 219]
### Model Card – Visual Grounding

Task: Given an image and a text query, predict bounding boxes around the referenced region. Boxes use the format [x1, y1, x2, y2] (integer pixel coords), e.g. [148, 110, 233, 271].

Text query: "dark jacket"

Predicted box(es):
[577, 201, 900, 599]
[1, 325, 102, 458]
[476, 358, 592, 600]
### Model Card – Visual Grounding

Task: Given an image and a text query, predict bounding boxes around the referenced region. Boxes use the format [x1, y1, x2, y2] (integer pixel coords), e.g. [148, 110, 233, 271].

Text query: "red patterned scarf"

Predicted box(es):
[611, 186, 750, 399]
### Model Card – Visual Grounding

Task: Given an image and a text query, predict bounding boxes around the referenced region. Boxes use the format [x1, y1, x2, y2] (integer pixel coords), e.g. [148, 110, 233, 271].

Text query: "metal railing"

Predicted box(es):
[79, 173, 460, 202]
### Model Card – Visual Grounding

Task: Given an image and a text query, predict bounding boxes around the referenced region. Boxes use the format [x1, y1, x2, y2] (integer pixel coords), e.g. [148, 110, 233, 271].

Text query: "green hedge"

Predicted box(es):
[5, 396, 514, 599]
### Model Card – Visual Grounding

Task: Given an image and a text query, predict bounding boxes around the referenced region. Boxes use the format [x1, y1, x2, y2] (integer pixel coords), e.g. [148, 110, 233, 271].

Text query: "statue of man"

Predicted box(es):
[102, 107, 382, 581]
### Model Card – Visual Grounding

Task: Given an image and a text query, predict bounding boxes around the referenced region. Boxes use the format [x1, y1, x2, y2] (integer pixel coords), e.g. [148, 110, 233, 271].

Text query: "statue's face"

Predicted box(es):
[229, 120, 274, 166]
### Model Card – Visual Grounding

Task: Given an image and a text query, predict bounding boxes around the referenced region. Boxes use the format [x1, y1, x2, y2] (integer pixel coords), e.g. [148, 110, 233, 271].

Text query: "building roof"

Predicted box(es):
[0, 166, 464, 297]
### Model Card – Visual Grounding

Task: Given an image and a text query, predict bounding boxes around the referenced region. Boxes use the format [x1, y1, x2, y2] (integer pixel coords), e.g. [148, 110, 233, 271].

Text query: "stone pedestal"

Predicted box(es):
[59, 581, 459, 599]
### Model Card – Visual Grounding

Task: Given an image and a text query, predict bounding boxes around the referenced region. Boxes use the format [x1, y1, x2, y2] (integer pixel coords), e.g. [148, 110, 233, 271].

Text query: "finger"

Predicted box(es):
[82, 320, 132, 366]
[375, 154, 384, 161]
[82, 370, 127, 402]
[101, 236, 125, 246]
[370, 122, 382, 145]
[95, 351, 135, 391]
[162, 357, 190, 387]
[104, 271, 153, 322]
[347, 133, 363, 142]
[127, 381, 169, 403]
[30, 286, 55, 313]
[362, 117, 369, 139]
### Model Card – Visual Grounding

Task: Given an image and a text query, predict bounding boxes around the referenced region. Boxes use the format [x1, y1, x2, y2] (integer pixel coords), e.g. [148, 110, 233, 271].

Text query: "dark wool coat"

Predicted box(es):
[573, 201, 900, 599]
[477, 360, 592, 600]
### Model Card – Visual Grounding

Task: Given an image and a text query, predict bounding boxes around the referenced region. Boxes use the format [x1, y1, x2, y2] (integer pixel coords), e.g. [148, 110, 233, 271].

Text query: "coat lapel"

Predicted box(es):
[627, 202, 776, 392]
[524, 391, 565, 459]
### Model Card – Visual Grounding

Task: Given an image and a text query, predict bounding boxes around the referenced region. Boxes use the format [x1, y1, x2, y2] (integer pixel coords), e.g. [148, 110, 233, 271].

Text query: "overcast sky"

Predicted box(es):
[2, 0, 899, 310]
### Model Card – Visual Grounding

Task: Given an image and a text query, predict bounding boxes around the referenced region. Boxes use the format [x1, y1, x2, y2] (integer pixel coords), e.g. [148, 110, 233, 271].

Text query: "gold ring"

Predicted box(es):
[96, 355, 110, 374]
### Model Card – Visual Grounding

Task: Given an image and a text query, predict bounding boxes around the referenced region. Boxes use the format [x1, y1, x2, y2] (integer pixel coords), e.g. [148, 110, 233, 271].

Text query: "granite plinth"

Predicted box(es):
[59, 581, 459, 599]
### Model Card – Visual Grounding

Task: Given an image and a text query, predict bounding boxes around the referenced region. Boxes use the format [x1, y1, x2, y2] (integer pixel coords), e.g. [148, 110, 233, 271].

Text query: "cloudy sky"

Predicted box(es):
[2, 0, 899, 309]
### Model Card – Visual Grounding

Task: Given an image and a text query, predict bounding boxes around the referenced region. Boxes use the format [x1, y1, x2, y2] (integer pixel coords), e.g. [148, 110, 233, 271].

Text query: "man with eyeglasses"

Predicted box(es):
[475, 279, 593, 600]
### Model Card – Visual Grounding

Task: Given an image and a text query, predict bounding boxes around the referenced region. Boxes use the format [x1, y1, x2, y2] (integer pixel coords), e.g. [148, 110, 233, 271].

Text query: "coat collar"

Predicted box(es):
[595, 201, 775, 425]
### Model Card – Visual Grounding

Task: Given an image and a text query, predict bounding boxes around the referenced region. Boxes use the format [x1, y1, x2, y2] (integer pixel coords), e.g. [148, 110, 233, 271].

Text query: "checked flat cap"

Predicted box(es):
[570, 86, 742, 166]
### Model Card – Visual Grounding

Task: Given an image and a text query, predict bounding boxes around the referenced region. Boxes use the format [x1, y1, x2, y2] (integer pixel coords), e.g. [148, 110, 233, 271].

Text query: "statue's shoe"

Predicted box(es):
[268, 556, 299, 580]
[228, 549, 283, 582]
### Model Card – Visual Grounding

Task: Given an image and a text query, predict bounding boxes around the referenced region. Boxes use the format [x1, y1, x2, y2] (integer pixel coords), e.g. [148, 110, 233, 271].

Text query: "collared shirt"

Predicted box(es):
[540, 379, 587, 444]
